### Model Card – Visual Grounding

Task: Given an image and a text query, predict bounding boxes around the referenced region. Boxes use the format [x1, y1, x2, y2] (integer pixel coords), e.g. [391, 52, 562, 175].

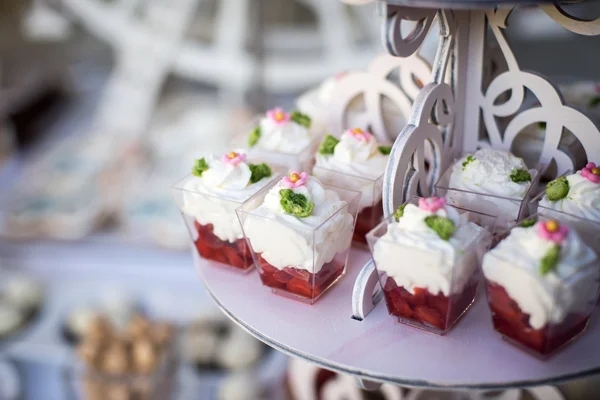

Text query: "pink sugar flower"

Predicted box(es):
[537, 220, 569, 244]
[595, 84, 600, 93]
[222, 151, 247, 166]
[418, 197, 446, 213]
[266, 107, 290, 126]
[581, 162, 600, 184]
[282, 171, 308, 189]
[343, 128, 372, 142]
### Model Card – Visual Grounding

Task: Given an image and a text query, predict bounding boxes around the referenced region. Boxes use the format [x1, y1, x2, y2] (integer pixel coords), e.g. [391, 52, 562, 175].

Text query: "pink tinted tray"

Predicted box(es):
[195, 249, 600, 389]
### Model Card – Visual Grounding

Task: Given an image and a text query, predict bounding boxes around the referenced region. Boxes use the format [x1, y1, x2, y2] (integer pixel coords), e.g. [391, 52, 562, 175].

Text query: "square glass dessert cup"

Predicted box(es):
[366, 200, 496, 335]
[172, 173, 282, 273]
[312, 166, 383, 246]
[483, 216, 600, 358]
[236, 182, 361, 304]
[230, 118, 320, 173]
[435, 158, 540, 231]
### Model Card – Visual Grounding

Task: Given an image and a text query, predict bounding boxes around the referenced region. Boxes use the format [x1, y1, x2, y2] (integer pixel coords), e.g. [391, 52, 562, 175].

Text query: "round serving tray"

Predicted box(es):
[196, 249, 600, 390]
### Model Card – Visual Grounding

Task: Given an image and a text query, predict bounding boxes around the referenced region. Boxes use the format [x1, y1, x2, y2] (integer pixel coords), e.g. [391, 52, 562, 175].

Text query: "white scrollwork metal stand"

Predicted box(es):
[352, 0, 600, 324]
[349, 0, 600, 396]
[378, 3, 600, 214]
[328, 52, 432, 144]
[169, 0, 600, 396]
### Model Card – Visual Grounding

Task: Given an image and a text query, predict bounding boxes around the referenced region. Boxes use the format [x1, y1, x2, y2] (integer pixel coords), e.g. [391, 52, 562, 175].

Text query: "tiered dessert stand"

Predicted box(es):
[195, 0, 600, 397]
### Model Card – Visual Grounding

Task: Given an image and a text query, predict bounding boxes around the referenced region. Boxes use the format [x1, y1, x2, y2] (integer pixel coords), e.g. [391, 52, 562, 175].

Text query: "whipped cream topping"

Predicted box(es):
[242, 176, 354, 273]
[483, 223, 598, 329]
[373, 202, 488, 297]
[252, 111, 312, 154]
[447, 149, 535, 224]
[314, 130, 388, 210]
[539, 170, 600, 223]
[181, 154, 277, 243]
[315, 130, 388, 178]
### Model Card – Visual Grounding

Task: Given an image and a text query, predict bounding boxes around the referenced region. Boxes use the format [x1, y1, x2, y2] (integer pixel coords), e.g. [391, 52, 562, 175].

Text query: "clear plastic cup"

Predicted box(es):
[236, 181, 360, 304]
[367, 198, 496, 335]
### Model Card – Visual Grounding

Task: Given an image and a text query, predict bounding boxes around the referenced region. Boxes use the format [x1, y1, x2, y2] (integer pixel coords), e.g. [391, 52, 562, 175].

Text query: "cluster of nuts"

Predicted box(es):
[76, 314, 174, 400]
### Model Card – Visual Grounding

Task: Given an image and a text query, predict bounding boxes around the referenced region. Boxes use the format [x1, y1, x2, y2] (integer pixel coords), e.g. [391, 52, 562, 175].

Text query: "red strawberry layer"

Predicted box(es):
[486, 282, 590, 356]
[257, 255, 345, 301]
[194, 221, 253, 271]
[382, 276, 478, 332]
[353, 201, 383, 244]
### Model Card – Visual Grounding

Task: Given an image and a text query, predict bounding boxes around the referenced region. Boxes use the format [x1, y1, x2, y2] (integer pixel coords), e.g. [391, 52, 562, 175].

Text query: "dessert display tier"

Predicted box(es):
[196, 249, 600, 389]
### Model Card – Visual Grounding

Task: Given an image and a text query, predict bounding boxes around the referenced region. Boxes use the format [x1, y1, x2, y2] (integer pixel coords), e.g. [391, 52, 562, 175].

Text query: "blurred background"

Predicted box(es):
[0, 0, 599, 399]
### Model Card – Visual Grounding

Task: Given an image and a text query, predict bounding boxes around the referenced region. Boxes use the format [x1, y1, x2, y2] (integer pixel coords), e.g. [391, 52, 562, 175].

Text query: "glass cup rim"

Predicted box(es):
[535, 203, 600, 228]
[235, 178, 361, 234]
[171, 172, 284, 206]
[311, 164, 384, 184]
[366, 196, 498, 249]
[483, 244, 599, 285]
[516, 211, 600, 232]
[434, 155, 542, 202]
[368, 224, 487, 260]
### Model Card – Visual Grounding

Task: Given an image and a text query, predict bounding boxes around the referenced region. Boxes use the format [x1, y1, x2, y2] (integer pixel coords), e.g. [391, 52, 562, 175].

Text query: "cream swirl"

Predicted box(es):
[254, 115, 312, 154]
[447, 149, 536, 225]
[450, 149, 533, 197]
[539, 171, 600, 223]
[243, 176, 354, 273]
[200, 155, 251, 191]
[482, 224, 598, 329]
[373, 203, 488, 296]
[181, 154, 276, 242]
[313, 130, 388, 210]
[315, 130, 388, 178]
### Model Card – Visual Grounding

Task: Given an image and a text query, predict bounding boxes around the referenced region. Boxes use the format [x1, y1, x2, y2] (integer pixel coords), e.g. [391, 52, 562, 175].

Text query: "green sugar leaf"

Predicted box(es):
[424, 216, 456, 241]
[318, 135, 340, 155]
[510, 168, 532, 183]
[279, 189, 314, 218]
[393, 204, 407, 222]
[589, 95, 600, 108]
[461, 155, 476, 171]
[378, 146, 392, 155]
[540, 244, 561, 276]
[546, 176, 569, 201]
[290, 111, 312, 129]
[520, 218, 537, 228]
[248, 126, 261, 147]
[248, 163, 272, 184]
[192, 158, 209, 177]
